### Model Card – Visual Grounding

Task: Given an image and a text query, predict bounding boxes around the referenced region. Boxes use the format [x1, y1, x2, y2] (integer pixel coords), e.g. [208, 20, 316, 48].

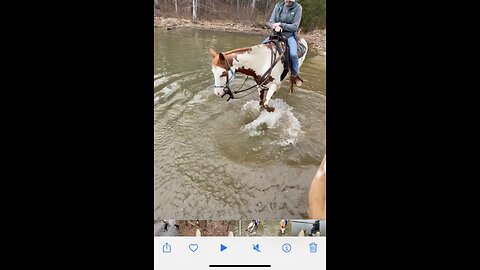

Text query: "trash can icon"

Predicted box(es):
[309, 242, 317, 253]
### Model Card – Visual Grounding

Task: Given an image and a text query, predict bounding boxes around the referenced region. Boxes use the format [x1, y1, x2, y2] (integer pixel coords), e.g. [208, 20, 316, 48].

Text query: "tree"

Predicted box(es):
[192, 0, 198, 21]
[152, 0, 325, 31]
[299, 0, 326, 31]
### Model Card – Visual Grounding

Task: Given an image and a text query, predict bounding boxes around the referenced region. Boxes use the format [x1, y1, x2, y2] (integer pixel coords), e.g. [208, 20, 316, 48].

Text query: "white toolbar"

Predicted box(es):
[154, 236, 325, 270]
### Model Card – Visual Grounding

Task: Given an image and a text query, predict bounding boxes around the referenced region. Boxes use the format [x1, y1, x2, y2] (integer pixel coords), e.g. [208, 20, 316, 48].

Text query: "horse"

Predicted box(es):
[209, 35, 308, 112]
[308, 155, 326, 220]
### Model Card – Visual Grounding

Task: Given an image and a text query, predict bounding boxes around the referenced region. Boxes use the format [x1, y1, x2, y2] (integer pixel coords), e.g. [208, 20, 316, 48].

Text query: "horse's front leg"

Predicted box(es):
[263, 84, 278, 112]
[258, 87, 265, 107]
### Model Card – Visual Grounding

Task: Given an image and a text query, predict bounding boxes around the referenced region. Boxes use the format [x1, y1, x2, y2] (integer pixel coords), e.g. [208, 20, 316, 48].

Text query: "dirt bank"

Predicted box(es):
[154, 17, 326, 54]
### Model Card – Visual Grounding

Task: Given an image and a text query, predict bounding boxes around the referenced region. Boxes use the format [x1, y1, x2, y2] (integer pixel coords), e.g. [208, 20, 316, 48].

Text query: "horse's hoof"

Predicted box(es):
[264, 105, 275, 112]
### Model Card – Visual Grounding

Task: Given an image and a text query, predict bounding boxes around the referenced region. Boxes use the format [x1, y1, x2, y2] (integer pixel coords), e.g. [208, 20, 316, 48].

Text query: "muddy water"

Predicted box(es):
[154, 28, 325, 219]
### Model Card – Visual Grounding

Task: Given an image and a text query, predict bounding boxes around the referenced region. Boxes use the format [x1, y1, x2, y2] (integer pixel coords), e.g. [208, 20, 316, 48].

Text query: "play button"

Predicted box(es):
[220, 244, 227, 252]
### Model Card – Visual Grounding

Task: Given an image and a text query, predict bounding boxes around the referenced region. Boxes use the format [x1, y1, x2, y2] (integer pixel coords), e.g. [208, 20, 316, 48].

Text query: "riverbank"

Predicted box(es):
[154, 17, 326, 54]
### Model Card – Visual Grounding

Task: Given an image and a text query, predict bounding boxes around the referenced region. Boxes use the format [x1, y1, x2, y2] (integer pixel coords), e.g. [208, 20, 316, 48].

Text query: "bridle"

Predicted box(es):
[213, 57, 237, 101]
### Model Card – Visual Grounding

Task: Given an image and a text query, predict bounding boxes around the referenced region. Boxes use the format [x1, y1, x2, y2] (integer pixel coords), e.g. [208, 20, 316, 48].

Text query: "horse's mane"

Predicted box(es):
[223, 47, 253, 55]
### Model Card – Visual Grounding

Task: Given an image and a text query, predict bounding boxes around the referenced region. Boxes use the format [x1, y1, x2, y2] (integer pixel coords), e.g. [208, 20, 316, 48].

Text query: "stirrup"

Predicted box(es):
[291, 73, 303, 83]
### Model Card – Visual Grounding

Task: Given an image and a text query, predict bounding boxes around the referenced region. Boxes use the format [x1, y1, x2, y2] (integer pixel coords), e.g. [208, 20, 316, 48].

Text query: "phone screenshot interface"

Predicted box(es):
[154, 1, 326, 269]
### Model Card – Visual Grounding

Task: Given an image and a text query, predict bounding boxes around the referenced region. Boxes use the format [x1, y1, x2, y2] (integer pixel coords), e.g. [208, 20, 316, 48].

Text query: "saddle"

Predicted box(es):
[297, 40, 307, 58]
[268, 33, 306, 81]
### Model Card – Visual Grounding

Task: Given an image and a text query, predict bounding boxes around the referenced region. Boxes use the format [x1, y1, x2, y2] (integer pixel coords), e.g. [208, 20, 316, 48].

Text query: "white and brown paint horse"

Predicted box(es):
[209, 37, 307, 112]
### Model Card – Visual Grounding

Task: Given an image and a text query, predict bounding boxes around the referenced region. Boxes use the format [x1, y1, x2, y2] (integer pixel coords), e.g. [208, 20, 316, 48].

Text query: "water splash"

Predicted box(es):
[241, 99, 302, 146]
[159, 82, 180, 97]
[154, 73, 165, 79]
[154, 76, 169, 88]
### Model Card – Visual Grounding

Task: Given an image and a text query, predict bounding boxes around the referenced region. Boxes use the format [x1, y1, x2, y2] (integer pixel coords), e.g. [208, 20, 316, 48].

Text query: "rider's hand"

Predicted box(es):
[271, 22, 281, 30]
[274, 26, 282, 32]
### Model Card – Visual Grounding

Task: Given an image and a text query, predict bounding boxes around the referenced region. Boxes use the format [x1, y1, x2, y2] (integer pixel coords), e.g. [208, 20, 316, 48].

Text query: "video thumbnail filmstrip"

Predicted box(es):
[154, 219, 325, 237]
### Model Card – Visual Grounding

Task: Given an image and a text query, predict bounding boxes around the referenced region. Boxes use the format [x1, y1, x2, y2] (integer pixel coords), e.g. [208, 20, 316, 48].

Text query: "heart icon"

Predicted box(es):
[189, 244, 198, 252]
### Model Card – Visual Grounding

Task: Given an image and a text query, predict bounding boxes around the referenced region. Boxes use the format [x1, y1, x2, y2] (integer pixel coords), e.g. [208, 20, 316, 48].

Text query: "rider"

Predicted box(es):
[262, 0, 303, 80]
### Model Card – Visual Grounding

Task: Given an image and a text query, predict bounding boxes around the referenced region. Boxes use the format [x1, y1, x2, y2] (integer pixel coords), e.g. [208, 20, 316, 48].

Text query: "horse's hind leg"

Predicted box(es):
[263, 84, 278, 112]
[289, 76, 294, 93]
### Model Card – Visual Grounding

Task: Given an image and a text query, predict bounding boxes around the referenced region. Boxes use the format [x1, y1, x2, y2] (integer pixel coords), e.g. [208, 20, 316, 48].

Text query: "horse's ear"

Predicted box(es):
[218, 53, 226, 62]
[209, 48, 218, 58]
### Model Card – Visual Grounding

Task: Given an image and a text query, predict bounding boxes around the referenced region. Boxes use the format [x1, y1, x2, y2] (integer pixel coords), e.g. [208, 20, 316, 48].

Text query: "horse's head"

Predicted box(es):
[209, 48, 234, 98]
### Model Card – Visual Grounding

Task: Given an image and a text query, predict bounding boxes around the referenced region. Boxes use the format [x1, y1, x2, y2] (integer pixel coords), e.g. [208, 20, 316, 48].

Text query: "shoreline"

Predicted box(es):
[154, 17, 326, 54]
